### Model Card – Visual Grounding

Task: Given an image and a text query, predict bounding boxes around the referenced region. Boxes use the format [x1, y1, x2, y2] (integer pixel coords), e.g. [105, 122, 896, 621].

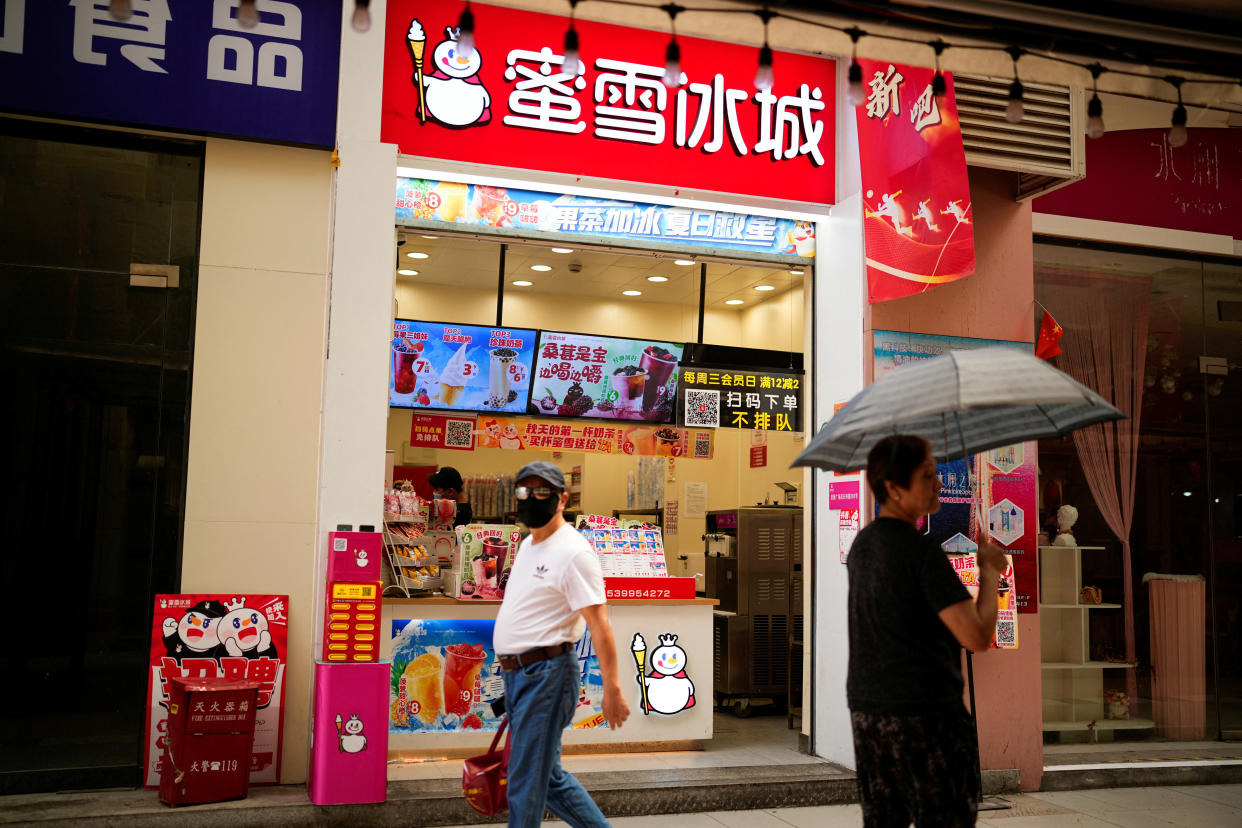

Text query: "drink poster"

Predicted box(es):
[531, 332, 684, 424]
[143, 594, 289, 787]
[391, 320, 537, 414]
[478, 416, 714, 460]
[677, 367, 804, 431]
[455, 524, 522, 601]
[390, 619, 604, 733]
[948, 552, 1019, 650]
[873, 331, 1038, 612]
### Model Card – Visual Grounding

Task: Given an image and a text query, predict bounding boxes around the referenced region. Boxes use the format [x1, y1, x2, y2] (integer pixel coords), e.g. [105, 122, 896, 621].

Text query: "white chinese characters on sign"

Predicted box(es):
[207, 0, 304, 91]
[865, 64, 904, 120]
[677, 74, 747, 155]
[504, 47, 585, 134]
[1, 0, 25, 55]
[753, 84, 826, 166]
[594, 58, 668, 145]
[910, 83, 941, 132]
[71, 0, 171, 73]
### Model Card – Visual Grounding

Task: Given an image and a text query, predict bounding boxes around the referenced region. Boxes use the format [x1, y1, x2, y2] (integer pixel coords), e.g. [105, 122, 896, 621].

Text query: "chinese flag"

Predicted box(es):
[1035, 311, 1063, 360]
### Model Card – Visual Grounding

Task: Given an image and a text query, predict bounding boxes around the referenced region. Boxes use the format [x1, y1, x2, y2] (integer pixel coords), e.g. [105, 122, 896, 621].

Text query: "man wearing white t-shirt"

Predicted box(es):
[494, 461, 629, 828]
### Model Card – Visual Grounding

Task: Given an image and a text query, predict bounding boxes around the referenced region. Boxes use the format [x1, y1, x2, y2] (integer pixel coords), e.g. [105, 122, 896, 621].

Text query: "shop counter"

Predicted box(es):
[381, 596, 717, 757]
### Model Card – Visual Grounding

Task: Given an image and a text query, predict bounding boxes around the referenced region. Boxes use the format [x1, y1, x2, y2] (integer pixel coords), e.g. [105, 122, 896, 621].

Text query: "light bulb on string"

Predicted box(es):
[457, 2, 476, 61]
[562, 0, 581, 77]
[109, 0, 133, 21]
[1168, 78, 1188, 148]
[238, 0, 260, 29]
[661, 4, 684, 88]
[845, 27, 865, 107]
[351, 0, 372, 33]
[1004, 47, 1024, 123]
[1086, 64, 1105, 139]
[931, 40, 947, 99]
[753, 9, 775, 92]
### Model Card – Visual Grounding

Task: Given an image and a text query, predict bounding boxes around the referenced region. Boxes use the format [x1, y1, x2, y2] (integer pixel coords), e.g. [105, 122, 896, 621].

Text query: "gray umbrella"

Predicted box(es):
[793, 347, 1124, 472]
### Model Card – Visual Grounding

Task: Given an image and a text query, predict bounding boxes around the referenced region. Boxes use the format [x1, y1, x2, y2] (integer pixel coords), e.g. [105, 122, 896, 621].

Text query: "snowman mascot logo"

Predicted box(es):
[335, 714, 367, 754]
[405, 19, 491, 129]
[216, 597, 279, 660]
[632, 633, 695, 715]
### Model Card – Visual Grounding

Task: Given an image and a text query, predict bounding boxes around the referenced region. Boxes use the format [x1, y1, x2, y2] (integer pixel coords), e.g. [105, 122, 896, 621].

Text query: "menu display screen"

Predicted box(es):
[390, 320, 536, 414]
[529, 331, 685, 423]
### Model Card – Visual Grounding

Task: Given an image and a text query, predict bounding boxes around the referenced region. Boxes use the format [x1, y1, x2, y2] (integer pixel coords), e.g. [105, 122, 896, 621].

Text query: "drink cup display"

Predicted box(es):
[482, 539, 508, 573]
[471, 555, 495, 587]
[611, 366, 647, 413]
[654, 427, 681, 456]
[639, 346, 679, 411]
[393, 342, 420, 395]
[443, 644, 488, 717]
[403, 652, 444, 725]
[488, 348, 518, 407]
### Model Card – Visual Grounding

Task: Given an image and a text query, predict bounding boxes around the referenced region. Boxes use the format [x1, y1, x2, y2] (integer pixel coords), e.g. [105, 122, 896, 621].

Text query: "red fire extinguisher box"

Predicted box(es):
[160, 676, 261, 807]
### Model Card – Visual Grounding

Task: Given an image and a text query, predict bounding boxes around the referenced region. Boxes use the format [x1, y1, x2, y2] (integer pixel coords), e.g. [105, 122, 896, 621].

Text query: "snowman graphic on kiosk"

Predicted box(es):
[631, 633, 695, 715]
[405, 19, 491, 128]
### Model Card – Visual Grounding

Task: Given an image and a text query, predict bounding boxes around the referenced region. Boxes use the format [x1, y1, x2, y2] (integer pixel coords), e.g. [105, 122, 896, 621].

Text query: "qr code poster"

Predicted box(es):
[684, 389, 721, 428]
[947, 553, 1018, 650]
[410, 413, 477, 452]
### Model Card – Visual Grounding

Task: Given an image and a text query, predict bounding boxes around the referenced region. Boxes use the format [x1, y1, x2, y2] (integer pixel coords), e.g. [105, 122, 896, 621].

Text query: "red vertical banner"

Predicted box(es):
[854, 61, 975, 302]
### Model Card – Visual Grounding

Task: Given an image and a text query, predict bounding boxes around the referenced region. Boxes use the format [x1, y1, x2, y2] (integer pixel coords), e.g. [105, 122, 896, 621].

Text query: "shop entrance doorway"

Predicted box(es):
[0, 121, 202, 794]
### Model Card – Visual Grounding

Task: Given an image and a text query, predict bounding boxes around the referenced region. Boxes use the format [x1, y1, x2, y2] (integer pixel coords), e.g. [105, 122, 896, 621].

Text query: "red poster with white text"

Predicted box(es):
[382, 0, 835, 204]
[854, 61, 975, 302]
[143, 595, 289, 787]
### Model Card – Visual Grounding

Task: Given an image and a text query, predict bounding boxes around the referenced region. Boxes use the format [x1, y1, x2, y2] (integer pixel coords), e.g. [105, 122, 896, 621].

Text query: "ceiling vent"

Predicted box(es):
[954, 75, 1085, 201]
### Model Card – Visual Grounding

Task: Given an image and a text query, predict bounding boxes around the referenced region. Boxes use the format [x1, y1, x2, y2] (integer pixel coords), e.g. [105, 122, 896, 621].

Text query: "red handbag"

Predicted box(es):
[462, 717, 509, 816]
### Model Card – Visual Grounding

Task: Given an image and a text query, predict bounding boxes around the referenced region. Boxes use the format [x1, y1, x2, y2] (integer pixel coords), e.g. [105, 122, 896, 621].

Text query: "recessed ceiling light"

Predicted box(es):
[647, 275, 669, 282]
[397, 269, 418, 276]
[551, 247, 574, 254]
[622, 290, 642, 296]
[530, 264, 552, 272]
[407, 252, 429, 259]
[420, 234, 438, 239]
[512, 280, 533, 287]
[754, 284, 776, 291]
[674, 259, 695, 266]
[725, 299, 744, 305]
[789, 269, 805, 275]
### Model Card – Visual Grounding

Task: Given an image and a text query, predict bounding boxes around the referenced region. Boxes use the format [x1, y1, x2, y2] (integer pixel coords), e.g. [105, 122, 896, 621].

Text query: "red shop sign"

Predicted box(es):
[382, 0, 836, 205]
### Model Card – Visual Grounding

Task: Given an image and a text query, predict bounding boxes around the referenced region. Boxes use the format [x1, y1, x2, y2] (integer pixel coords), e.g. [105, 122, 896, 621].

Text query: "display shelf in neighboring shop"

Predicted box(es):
[1041, 718, 1155, 733]
[1041, 603, 1123, 609]
[1041, 661, 1138, 670]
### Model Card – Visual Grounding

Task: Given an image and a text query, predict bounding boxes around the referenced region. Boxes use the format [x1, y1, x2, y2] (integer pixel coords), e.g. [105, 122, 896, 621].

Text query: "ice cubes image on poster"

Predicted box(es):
[987, 499, 1024, 546]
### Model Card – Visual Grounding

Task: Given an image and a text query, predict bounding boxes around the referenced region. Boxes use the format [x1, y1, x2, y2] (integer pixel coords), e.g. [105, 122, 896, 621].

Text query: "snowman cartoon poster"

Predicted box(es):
[631, 632, 696, 716]
[143, 594, 289, 788]
[404, 18, 491, 129]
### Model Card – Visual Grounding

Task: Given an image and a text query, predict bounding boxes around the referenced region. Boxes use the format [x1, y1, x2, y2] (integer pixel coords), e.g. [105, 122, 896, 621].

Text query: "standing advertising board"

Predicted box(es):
[144, 594, 289, 787]
[873, 331, 1038, 620]
[381, 0, 835, 205]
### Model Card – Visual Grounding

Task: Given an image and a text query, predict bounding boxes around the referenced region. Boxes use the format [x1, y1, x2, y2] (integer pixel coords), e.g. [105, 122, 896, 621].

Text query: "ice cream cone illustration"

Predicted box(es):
[406, 19, 427, 124]
[631, 633, 649, 716]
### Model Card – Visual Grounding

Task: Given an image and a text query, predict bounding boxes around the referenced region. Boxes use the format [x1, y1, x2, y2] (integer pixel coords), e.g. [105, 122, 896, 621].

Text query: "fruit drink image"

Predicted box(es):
[437, 342, 473, 406]
[434, 181, 469, 222]
[393, 337, 422, 394]
[654, 427, 681, 456]
[403, 652, 444, 724]
[472, 185, 510, 225]
[611, 365, 647, 412]
[443, 643, 488, 716]
[481, 539, 509, 573]
[471, 554, 497, 587]
[639, 345, 679, 411]
[488, 348, 518, 408]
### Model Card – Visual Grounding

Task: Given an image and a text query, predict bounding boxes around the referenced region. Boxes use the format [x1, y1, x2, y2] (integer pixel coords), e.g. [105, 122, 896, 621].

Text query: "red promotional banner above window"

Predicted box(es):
[382, 0, 835, 205]
[854, 61, 975, 302]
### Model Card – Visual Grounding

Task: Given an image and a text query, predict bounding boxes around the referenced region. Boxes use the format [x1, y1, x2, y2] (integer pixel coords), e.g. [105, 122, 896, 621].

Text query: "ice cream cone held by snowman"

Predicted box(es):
[406, 20, 427, 123]
[631, 633, 649, 715]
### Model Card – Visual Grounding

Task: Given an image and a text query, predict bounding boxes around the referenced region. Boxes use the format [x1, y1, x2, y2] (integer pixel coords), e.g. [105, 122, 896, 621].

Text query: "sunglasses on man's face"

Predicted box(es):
[515, 486, 559, 501]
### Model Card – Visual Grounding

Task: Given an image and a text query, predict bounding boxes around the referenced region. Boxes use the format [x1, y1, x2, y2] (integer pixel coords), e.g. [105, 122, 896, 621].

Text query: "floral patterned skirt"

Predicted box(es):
[849, 705, 980, 827]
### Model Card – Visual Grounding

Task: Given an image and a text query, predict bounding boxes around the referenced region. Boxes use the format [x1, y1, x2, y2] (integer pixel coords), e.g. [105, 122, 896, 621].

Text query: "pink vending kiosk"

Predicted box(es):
[308, 527, 389, 805]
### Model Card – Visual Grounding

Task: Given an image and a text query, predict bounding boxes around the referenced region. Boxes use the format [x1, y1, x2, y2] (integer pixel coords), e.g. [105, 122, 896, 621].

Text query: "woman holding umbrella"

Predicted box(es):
[847, 434, 1006, 827]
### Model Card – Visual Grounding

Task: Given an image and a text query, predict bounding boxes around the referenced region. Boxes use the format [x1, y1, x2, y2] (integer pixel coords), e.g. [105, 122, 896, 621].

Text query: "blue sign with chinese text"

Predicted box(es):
[396, 177, 817, 259]
[0, 0, 340, 147]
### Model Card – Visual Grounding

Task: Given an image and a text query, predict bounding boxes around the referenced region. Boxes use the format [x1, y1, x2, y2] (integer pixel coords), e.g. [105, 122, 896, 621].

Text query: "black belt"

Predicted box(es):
[497, 642, 572, 671]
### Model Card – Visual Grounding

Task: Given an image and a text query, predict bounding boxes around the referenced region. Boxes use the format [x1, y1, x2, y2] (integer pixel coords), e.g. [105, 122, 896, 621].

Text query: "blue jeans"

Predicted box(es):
[501, 651, 610, 828]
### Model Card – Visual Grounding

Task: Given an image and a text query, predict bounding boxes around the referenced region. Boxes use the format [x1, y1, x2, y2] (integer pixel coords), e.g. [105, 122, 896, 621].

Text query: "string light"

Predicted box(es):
[457, 1, 476, 61]
[1086, 63, 1105, 139]
[662, 4, 684, 88]
[754, 8, 775, 92]
[109, 0, 132, 21]
[1004, 46, 1024, 123]
[351, 1, 372, 33]
[846, 27, 865, 107]
[931, 40, 947, 99]
[562, 0, 582, 77]
[238, 0, 259, 29]
[1168, 77, 1189, 147]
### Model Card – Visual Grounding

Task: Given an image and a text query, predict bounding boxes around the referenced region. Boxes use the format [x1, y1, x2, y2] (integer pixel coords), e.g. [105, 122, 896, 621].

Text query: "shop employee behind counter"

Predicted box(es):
[493, 460, 629, 828]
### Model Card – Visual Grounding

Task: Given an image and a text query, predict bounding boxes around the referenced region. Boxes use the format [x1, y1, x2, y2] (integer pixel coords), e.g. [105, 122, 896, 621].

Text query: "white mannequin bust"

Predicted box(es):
[1052, 504, 1079, 547]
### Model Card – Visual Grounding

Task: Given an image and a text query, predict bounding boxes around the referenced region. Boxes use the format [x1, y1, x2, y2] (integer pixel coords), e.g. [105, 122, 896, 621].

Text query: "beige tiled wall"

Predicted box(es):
[182, 138, 333, 784]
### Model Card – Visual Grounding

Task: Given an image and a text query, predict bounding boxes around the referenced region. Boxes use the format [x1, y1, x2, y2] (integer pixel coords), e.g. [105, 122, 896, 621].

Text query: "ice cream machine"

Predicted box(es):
[309, 526, 388, 806]
[704, 508, 802, 707]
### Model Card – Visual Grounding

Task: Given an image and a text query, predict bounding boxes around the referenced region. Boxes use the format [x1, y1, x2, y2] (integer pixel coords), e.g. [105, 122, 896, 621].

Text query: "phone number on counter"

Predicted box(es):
[607, 588, 673, 599]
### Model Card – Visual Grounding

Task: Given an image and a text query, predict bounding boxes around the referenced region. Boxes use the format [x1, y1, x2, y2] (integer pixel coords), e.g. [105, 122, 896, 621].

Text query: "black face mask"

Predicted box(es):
[517, 495, 558, 529]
